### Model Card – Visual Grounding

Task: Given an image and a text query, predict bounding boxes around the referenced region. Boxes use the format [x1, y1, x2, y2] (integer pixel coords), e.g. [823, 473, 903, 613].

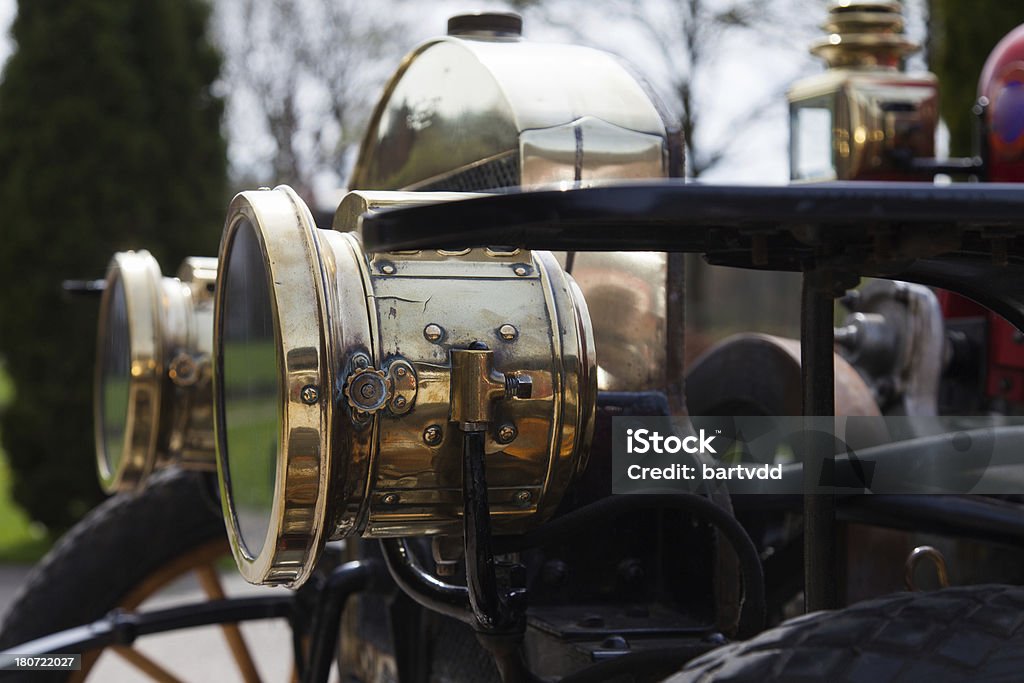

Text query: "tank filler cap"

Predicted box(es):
[447, 12, 523, 39]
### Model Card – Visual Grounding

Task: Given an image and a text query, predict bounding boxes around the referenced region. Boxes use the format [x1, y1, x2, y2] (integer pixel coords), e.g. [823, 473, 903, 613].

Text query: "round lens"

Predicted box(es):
[221, 219, 280, 558]
[99, 275, 131, 475]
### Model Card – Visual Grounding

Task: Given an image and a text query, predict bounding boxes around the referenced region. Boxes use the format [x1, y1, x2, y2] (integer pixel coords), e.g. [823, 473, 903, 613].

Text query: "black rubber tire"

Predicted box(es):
[0, 468, 226, 681]
[668, 584, 1024, 683]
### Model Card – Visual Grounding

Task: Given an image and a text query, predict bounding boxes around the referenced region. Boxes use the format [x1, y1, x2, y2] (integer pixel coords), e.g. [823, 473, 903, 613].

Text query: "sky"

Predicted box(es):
[0, 0, 11, 66]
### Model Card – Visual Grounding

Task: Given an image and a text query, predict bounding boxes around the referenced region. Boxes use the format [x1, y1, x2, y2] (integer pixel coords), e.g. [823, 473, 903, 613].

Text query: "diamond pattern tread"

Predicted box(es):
[668, 584, 1024, 683]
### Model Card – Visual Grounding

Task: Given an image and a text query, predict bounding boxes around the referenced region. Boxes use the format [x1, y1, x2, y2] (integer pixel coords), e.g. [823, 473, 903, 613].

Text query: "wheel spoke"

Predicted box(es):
[195, 563, 263, 683]
[111, 645, 184, 683]
[68, 649, 101, 682]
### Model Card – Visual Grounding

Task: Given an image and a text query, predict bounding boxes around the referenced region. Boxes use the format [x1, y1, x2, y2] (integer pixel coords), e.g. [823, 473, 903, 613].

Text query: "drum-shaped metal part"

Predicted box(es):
[214, 187, 596, 587]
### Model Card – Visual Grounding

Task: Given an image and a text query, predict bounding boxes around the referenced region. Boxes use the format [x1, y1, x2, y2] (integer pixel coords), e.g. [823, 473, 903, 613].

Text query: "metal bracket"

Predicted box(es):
[344, 354, 420, 417]
[385, 358, 418, 415]
[449, 347, 532, 431]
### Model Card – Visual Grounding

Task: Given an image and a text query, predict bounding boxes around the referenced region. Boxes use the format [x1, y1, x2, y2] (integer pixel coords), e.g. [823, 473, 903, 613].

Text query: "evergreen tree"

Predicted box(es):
[929, 0, 1024, 157]
[0, 0, 227, 530]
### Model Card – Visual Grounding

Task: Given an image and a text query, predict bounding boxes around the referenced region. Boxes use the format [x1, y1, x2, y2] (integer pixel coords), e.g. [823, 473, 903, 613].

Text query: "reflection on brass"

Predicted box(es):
[214, 187, 595, 586]
[94, 251, 216, 493]
[905, 545, 951, 591]
[788, 1, 938, 181]
[349, 28, 673, 394]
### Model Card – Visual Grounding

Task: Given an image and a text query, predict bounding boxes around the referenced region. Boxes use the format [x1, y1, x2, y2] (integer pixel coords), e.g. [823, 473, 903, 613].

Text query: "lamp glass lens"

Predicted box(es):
[100, 275, 131, 474]
[221, 219, 279, 557]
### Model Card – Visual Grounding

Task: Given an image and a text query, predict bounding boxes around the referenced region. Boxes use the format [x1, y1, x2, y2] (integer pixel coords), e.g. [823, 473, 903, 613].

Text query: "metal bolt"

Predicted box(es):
[382, 493, 399, 505]
[300, 385, 319, 405]
[513, 265, 529, 276]
[354, 354, 370, 369]
[396, 366, 407, 377]
[600, 635, 630, 651]
[169, 353, 199, 386]
[505, 374, 533, 399]
[618, 558, 645, 584]
[423, 425, 443, 446]
[498, 324, 518, 341]
[393, 395, 407, 409]
[435, 561, 458, 577]
[424, 324, 443, 342]
[703, 632, 728, 646]
[380, 262, 396, 275]
[514, 489, 531, 505]
[497, 423, 517, 444]
[541, 560, 568, 586]
[360, 382, 376, 399]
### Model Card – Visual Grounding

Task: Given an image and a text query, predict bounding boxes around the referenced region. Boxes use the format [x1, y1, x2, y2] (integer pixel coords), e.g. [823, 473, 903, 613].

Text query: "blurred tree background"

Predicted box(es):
[0, 0, 226, 532]
[928, 0, 1024, 156]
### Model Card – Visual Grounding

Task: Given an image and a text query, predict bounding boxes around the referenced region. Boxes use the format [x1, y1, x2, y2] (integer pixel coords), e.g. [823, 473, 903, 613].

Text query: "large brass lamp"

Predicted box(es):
[213, 186, 596, 586]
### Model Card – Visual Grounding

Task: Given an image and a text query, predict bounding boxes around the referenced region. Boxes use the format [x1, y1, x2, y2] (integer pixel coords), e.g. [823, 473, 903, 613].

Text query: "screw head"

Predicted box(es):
[421, 423, 442, 446]
[424, 324, 443, 342]
[514, 489, 531, 505]
[169, 353, 199, 386]
[497, 423, 517, 444]
[354, 354, 370, 369]
[382, 493, 399, 505]
[423, 425, 443, 446]
[513, 265, 529, 276]
[396, 366, 407, 377]
[300, 385, 320, 404]
[393, 395, 407, 409]
[345, 369, 390, 412]
[380, 262, 396, 275]
[498, 324, 518, 341]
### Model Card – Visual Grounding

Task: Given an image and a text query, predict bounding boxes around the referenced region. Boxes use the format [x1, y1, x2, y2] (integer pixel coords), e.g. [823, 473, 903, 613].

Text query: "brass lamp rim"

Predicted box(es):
[213, 185, 334, 588]
[94, 250, 164, 494]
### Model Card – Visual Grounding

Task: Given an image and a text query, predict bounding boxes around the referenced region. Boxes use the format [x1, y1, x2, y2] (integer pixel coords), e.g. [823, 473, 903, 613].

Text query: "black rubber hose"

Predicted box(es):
[493, 494, 766, 638]
[303, 560, 378, 683]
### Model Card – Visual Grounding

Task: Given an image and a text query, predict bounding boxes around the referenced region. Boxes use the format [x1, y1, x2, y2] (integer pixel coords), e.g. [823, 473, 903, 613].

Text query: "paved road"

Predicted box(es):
[0, 563, 327, 682]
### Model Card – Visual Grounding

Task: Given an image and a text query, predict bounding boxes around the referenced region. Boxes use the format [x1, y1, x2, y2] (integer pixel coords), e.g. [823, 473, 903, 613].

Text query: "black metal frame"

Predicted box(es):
[362, 179, 1024, 618]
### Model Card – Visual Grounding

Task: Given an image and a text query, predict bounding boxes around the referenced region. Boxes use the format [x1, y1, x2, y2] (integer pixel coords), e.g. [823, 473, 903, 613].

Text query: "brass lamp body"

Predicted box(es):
[788, 1, 939, 181]
[214, 187, 595, 586]
[94, 251, 216, 493]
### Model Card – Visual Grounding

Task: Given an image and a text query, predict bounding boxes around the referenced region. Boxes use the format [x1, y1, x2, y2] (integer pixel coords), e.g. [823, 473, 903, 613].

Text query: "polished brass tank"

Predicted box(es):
[350, 22, 677, 395]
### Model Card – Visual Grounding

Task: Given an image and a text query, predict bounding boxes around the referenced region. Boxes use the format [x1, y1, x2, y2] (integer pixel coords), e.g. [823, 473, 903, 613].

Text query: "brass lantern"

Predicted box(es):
[788, 1, 939, 181]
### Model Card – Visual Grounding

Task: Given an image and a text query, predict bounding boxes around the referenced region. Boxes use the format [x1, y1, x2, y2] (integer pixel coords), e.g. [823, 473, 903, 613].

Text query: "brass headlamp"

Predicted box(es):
[213, 186, 596, 587]
[94, 251, 216, 493]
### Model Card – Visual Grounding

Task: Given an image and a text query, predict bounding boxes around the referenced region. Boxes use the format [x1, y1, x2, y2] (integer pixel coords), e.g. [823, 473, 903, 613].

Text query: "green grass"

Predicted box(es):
[0, 365, 51, 563]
